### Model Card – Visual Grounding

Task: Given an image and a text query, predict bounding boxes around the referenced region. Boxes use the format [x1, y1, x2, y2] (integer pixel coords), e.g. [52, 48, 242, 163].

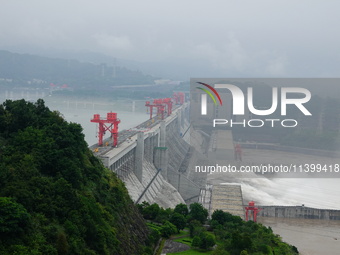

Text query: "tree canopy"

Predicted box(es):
[0, 99, 150, 255]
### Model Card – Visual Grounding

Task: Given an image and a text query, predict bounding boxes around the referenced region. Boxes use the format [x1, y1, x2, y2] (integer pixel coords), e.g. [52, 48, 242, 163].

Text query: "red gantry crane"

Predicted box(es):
[145, 100, 154, 120]
[245, 201, 262, 222]
[173, 92, 185, 105]
[145, 99, 167, 120]
[173, 92, 179, 105]
[91, 112, 121, 147]
[154, 99, 166, 120]
[162, 98, 173, 116]
[179, 92, 185, 105]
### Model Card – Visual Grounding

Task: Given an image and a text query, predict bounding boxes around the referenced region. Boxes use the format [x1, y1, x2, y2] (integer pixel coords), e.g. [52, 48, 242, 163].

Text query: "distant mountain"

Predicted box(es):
[0, 47, 207, 80]
[0, 50, 157, 88]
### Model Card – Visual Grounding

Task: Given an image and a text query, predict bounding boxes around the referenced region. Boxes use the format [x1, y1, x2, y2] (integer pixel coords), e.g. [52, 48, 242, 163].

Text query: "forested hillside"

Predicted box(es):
[0, 50, 155, 88]
[0, 99, 150, 254]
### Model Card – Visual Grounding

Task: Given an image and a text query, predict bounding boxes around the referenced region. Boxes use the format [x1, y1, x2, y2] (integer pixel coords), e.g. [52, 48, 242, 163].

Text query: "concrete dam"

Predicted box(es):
[89, 101, 340, 221]
[90, 103, 208, 208]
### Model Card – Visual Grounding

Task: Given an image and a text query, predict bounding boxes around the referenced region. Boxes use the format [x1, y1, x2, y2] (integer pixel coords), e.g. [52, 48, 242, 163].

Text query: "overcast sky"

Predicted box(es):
[1, 0, 340, 79]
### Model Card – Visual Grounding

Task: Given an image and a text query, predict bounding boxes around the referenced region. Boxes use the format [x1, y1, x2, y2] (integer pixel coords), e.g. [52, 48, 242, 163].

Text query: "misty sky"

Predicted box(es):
[1, 0, 340, 79]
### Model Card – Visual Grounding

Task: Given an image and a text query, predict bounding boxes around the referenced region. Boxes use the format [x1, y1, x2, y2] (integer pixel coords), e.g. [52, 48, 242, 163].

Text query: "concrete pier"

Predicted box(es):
[134, 132, 144, 182]
[158, 121, 169, 180]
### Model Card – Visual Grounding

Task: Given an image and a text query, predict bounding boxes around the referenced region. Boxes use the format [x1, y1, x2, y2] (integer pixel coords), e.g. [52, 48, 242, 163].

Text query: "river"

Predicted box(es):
[258, 217, 340, 255]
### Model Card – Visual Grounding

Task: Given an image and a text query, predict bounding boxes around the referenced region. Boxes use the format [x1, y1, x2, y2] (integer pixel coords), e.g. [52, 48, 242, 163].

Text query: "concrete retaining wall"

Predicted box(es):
[258, 206, 340, 220]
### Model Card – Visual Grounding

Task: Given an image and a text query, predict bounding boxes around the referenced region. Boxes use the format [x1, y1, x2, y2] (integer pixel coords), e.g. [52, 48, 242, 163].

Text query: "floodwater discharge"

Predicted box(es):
[209, 149, 340, 210]
[208, 148, 340, 254]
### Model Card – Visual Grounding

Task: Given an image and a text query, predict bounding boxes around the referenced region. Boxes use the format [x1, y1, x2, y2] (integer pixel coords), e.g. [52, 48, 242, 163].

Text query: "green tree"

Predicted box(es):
[0, 197, 30, 237]
[174, 203, 188, 216]
[231, 232, 253, 254]
[137, 201, 150, 213]
[192, 236, 201, 248]
[142, 203, 160, 220]
[160, 221, 177, 238]
[189, 220, 204, 238]
[155, 207, 173, 223]
[188, 203, 208, 224]
[205, 232, 216, 249]
[197, 232, 215, 250]
[169, 212, 186, 232]
[258, 244, 271, 254]
[211, 209, 231, 225]
[211, 245, 230, 255]
[147, 229, 160, 247]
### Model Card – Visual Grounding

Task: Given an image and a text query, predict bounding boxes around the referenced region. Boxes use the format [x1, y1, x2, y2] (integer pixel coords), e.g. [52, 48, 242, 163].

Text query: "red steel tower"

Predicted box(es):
[90, 112, 121, 147]
[173, 92, 180, 105]
[154, 99, 165, 120]
[145, 101, 154, 120]
[178, 92, 185, 105]
[145, 99, 166, 120]
[162, 98, 173, 116]
[173, 92, 185, 105]
[245, 201, 262, 222]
